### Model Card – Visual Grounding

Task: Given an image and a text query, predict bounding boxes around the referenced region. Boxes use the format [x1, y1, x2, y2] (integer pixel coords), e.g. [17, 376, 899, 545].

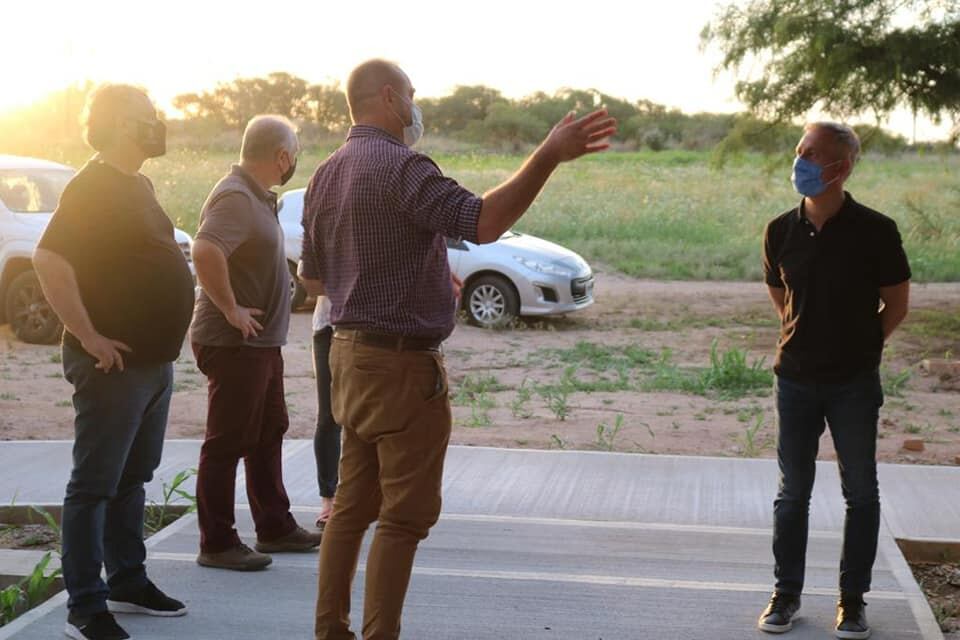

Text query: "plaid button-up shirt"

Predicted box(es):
[301, 125, 482, 340]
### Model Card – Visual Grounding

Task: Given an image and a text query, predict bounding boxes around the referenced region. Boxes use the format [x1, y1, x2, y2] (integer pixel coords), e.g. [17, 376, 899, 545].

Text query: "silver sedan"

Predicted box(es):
[278, 188, 594, 327]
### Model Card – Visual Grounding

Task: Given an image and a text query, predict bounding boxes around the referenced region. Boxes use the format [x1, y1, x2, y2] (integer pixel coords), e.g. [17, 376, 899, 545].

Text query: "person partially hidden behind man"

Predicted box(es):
[758, 123, 910, 639]
[34, 84, 193, 640]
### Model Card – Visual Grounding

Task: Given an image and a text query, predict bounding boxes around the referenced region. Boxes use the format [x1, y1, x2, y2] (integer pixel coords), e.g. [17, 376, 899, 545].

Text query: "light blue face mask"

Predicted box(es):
[388, 88, 424, 147]
[791, 156, 842, 197]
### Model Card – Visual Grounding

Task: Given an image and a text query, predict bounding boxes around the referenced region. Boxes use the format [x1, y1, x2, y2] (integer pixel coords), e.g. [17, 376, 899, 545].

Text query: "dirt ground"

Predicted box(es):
[0, 524, 58, 552]
[910, 561, 960, 636]
[1, 269, 959, 465]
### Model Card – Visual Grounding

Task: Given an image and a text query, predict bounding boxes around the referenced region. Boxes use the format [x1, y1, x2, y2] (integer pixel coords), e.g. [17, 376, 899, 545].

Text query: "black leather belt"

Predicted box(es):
[333, 329, 441, 352]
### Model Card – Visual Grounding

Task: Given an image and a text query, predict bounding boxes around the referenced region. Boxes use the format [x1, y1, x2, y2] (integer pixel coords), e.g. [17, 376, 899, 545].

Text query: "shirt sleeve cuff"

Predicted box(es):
[194, 231, 233, 258]
[457, 196, 483, 244]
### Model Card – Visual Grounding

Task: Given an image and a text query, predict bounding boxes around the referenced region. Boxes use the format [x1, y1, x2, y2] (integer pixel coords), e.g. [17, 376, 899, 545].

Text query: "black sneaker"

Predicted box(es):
[107, 580, 187, 617]
[65, 611, 130, 640]
[836, 595, 870, 639]
[758, 592, 801, 633]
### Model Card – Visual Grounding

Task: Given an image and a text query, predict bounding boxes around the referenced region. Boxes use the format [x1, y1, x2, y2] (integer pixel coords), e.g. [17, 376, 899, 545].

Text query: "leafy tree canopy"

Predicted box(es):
[702, 0, 960, 137]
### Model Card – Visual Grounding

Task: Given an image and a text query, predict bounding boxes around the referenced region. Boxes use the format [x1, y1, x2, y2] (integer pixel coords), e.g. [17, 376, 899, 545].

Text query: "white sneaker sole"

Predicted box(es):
[758, 611, 799, 634]
[758, 620, 794, 633]
[64, 623, 87, 640]
[836, 629, 871, 639]
[107, 600, 187, 617]
[64, 622, 130, 639]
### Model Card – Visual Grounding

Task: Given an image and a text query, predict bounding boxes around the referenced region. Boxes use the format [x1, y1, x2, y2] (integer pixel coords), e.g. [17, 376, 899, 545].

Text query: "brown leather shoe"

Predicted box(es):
[196, 543, 272, 571]
[255, 525, 322, 553]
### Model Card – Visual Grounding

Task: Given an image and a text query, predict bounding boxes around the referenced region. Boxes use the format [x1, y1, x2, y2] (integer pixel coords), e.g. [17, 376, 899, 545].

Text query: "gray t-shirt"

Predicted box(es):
[189, 166, 291, 348]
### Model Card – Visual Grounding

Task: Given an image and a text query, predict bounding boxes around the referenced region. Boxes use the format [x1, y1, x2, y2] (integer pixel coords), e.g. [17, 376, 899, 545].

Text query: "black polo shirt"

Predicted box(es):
[763, 192, 911, 383]
[37, 159, 195, 365]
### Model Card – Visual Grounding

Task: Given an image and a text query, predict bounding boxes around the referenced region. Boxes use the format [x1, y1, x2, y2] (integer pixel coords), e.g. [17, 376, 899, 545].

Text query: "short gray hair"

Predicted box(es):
[240, 115, 299, 161]
[805, 121, 861, 165]
[81, 84, 151, 151]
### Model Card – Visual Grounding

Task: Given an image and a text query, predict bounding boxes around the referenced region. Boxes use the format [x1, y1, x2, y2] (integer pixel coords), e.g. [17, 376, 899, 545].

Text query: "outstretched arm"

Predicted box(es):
[476, 109, 617, 244]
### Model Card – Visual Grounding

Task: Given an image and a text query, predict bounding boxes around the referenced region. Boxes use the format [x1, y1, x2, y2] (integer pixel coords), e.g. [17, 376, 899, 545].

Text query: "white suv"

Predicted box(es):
[0, 155, 195, 344]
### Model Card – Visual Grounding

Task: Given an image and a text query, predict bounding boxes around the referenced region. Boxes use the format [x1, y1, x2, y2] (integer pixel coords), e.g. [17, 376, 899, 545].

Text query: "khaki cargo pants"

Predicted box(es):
[315, 335, 451, 640]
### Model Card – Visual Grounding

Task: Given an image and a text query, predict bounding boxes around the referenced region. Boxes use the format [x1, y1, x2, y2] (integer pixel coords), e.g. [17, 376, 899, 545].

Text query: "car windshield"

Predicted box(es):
[0, 168, 74, 213]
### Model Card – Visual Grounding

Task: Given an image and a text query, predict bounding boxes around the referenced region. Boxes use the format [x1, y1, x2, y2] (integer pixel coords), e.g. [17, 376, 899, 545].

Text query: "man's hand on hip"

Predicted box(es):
[79, 332, 132, 373]
[226, 306, 265, 340]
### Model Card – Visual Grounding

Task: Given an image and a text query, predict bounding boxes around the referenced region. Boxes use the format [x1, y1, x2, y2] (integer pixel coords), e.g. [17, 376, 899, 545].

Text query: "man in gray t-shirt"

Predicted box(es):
[190, 169, 290, 346]
[189, 115, 320, 572]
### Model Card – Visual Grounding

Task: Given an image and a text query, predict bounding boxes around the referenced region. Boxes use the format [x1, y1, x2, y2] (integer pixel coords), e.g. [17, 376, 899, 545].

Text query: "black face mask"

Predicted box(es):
[135, 120, 166, 158]
[280, 157, 297, 186]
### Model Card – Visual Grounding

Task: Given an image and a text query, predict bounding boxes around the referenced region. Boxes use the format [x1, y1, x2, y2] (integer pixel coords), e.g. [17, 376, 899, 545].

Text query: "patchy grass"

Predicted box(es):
[451, 374, 509, 406]
[34, 148, 960, 281]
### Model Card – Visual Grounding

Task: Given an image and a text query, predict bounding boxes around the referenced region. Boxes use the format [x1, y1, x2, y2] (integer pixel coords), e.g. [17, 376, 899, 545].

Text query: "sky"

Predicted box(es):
[0, 0, 952, 141]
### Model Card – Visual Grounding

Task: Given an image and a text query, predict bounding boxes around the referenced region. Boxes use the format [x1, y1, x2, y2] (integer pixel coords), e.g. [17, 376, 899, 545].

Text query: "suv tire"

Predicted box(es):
[5, 270, 63, 345]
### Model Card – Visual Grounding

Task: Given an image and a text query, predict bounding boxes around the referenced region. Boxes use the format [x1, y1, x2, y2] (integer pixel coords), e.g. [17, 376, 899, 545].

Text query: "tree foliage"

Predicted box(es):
[2, 73, 934, 157]
[702, 0, 960, 137]
[172, 72, 346, 131]
[419, 85, 508, 134]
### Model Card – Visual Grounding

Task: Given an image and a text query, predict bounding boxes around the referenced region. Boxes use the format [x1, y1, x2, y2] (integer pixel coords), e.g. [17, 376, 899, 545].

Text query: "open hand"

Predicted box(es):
[541, 109, 618, 164]
[226, 306, 265, 340]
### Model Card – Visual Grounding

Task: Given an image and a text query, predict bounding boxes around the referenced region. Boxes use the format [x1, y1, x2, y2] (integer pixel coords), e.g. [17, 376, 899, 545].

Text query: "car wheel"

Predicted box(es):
[464, 274, 519, 328]
[5, 270, 63, 345]
[289, 262, 307, 311]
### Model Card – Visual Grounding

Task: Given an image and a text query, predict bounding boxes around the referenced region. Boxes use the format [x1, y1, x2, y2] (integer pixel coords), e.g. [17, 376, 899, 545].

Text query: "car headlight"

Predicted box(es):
[513, 256, 575, 278]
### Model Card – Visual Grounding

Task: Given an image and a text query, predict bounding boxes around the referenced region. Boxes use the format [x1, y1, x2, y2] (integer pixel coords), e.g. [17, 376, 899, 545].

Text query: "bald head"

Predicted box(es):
[240, 115, 299, 162]
[346, 59, 410, 120]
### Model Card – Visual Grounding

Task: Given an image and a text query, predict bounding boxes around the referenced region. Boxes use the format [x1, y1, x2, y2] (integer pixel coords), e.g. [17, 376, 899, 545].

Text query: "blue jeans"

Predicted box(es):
[61, 342, 172, 616]
[772, 369, 883, 596]
[313, 328, 341, 498]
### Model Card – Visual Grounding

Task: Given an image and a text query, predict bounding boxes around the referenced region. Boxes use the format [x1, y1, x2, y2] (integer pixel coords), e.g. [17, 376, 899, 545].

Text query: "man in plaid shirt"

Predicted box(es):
[302, 59, 616, 640]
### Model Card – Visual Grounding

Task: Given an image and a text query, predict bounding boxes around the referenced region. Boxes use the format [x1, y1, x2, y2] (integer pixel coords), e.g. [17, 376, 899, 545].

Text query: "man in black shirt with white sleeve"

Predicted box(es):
[757, 122, 910, 640]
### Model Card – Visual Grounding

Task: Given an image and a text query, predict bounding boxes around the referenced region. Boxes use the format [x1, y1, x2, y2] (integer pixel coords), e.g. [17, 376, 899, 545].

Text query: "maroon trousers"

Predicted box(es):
[193, 344, 296, 553]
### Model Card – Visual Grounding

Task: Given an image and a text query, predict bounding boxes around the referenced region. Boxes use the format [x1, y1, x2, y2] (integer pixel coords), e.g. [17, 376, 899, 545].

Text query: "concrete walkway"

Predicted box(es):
[0, 441, 954, 639]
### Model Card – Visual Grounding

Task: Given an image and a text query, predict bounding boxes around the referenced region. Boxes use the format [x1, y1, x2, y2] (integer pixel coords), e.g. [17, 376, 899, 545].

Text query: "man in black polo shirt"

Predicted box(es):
[757, 123, 910, 639]
[33, 85, 194, 640]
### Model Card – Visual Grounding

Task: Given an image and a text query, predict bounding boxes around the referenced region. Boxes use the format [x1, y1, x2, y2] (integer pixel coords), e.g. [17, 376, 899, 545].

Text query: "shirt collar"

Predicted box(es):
[347, 124, 405, 146]
[230, 165, 277, 206]
[797, 191, 855, 223]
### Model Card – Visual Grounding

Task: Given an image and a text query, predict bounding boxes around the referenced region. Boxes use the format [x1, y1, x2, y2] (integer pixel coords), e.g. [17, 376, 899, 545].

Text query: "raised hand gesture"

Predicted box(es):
[541, 109, 618, 164]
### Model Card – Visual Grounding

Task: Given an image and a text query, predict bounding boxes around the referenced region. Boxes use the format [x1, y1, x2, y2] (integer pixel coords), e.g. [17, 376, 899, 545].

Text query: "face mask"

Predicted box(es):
[389, 88, 424, 147]
[280, 155, 297, 186]
[791, 156, 841, 197]
[133, 119, 166, 158]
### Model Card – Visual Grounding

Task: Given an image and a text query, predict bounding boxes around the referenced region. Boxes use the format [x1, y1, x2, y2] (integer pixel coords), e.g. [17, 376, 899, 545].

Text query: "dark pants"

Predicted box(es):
[61, 343, 171, 616]
[313, 328, 342, 498]
[773, 369, 883, 596]
[193, 344, 296, 553]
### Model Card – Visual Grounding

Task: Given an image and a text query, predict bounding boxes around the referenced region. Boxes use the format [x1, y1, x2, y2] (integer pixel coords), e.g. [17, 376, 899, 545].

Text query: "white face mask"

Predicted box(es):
[389, 88, 424, 147]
